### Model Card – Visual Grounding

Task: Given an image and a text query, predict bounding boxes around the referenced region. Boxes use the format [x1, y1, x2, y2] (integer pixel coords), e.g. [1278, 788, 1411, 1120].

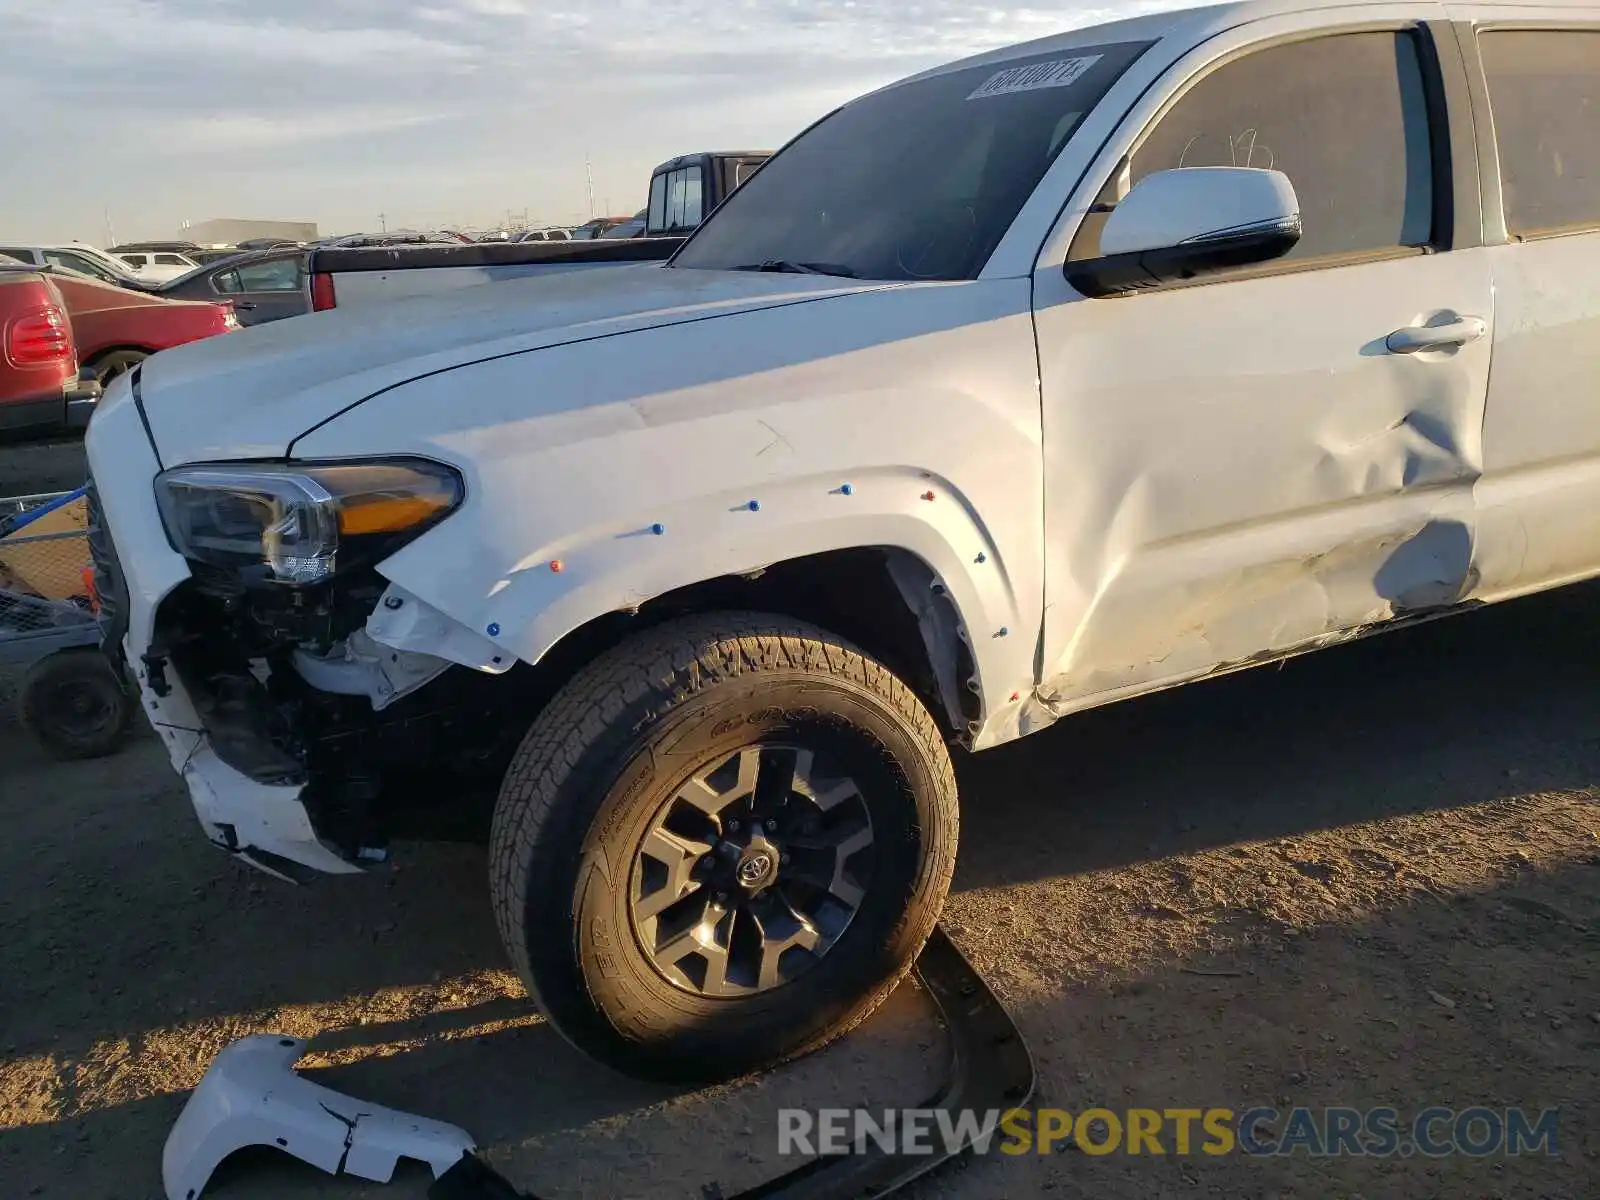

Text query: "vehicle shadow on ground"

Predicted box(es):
[7, 851, 1593, 1200]
[3, 583, 1596, 1070]
[954, 581, 1600, 894]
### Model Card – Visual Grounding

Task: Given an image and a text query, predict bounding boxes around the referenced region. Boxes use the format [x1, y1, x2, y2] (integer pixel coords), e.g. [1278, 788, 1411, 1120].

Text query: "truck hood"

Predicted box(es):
[136, 265, 892, 465]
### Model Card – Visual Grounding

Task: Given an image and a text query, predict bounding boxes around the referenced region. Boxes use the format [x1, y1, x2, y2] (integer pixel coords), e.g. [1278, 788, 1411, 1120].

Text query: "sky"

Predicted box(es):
[0, 0, 1175, 244]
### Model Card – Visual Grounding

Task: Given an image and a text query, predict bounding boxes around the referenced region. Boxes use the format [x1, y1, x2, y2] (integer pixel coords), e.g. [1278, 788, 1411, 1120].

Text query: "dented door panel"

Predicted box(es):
[1032, 254, 1493, 711]
[1028, 8, 1494, 717]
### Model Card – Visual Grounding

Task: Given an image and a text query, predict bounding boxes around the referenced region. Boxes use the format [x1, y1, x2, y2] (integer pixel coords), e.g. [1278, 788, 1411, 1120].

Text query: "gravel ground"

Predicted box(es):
[0, 441, 1596, 1199]
[0, 436, 88, 498]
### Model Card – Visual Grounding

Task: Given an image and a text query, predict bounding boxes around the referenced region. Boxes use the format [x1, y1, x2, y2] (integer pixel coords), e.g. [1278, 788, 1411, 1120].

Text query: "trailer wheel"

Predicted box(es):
[19, 648, 136, 761]
[489, 612, 958, 1083]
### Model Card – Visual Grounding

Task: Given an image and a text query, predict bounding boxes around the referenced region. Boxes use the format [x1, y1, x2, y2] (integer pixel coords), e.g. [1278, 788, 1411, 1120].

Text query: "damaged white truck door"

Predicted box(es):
[1031, 11, 1494, 711]
[1457, 16, 1600, 600]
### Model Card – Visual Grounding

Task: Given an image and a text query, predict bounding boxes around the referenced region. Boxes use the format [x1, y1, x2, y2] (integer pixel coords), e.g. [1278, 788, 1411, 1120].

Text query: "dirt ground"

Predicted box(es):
[1, 441, 1596, 1200]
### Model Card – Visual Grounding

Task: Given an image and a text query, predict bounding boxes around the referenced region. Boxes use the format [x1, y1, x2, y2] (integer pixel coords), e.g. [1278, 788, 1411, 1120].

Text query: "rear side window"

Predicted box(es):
[656, 166, 705, 233]
[154, 254, 187, 266]
[1479, 30, 1600, 237]
[1071, 31, 1436, 270]
[122, 254, 148, 267]
[648, 172, 668, 234]
[45, 251, 118, 283]
[233, 258, 302, 290]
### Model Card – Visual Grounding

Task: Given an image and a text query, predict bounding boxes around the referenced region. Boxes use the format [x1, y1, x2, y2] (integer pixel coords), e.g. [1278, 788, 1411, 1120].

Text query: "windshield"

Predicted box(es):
[673, 41, 1151, 280]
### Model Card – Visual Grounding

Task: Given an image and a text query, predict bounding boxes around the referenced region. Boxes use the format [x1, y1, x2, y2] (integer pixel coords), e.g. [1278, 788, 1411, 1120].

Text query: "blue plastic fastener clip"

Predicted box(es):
[840, 483, 854, 496]
[651, 523, 666, 535]
[747, 499, 761, 512]
[487, 623, 501, 637]
[975, 552, 987, 564]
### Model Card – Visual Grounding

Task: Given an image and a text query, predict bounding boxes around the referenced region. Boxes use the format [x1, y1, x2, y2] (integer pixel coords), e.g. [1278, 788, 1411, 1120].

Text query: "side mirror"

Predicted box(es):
[1066, 167, 1301, 298]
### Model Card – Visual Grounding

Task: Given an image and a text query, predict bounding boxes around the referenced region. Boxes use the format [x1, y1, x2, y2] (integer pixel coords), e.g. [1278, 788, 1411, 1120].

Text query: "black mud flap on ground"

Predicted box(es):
[428, 926, 1035, 1200]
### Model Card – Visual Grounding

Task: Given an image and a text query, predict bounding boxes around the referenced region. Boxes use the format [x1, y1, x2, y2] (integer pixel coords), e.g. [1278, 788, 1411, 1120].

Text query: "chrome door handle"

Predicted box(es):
[1385, 316, 1487, 354]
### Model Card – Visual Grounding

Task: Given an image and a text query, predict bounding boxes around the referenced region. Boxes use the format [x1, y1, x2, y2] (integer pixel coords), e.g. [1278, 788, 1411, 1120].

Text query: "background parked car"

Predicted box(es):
[0, 264, 98, 438]
[599, 210, 648, 239]
[322, 230, 464, 249]
[109, 240, 204, 256]
[189, 247, 247, 265]
[512, 228, 573, 242]
[157, 248, 309, 327]
[44, 271, 239, 386]
[567, 216, 635, 240]
[234, 238, 303, 252]
[115, 251, 200, 283]
[0, 245, 152, 291]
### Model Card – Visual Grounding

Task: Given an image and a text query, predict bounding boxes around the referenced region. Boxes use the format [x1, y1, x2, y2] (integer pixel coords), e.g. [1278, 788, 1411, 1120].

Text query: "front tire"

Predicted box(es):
[489, 613, 958, 1083]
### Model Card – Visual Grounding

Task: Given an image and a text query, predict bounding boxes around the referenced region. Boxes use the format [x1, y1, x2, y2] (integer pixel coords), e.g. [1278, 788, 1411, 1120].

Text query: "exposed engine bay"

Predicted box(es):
[147, 565, 545, 861]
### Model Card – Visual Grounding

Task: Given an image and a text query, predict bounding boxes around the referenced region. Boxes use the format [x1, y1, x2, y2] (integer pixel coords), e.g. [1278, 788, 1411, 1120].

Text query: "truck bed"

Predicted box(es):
[306, 237, 687, 310]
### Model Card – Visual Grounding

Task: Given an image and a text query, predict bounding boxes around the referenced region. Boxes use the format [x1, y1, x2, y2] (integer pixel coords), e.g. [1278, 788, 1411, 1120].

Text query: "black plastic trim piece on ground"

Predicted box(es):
[427, 925, 1035, 1200]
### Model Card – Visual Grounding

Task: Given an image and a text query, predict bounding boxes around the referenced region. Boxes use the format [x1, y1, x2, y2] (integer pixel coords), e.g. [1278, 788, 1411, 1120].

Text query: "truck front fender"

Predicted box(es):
[374, 469, 1035, 744]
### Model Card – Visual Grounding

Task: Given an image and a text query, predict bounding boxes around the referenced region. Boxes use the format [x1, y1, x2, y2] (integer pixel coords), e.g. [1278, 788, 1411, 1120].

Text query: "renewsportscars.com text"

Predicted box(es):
[777, 1106, 1560, 1158]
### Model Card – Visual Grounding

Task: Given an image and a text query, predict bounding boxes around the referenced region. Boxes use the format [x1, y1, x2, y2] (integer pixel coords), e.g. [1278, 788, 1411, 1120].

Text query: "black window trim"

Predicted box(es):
[1459, 18, 1600, 245]
[1064, 19, 1475, 295]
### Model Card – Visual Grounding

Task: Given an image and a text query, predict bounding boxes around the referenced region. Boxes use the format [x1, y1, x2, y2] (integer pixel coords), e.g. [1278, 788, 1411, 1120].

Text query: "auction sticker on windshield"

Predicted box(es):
[967, 55, 1104, 100]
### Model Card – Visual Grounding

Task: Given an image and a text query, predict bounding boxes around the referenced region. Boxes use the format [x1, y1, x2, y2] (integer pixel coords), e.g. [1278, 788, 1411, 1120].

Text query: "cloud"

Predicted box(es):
[0, 0, 1176, 241]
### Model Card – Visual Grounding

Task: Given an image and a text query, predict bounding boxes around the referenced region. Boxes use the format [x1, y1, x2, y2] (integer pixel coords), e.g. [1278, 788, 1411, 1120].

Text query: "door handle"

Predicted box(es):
[234, 301, 258, 310]
[1385, 316, 1486, 354]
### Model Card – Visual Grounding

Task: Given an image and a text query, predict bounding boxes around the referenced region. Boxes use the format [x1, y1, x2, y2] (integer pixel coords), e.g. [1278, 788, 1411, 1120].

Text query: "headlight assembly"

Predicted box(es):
[155, 459, 463, 585]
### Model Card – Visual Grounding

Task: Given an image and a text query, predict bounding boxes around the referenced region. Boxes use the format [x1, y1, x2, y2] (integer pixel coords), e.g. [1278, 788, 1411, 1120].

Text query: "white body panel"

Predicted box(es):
[162, 1034, 474, 1199]
[298, 278, 1047, 729]
[134, 264, 895, 465]
[1451, 2, 1600, 601]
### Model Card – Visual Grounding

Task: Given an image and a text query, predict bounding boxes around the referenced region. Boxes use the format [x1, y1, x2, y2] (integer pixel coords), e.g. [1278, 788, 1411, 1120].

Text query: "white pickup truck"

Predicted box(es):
[86, 0, 1600, 1085]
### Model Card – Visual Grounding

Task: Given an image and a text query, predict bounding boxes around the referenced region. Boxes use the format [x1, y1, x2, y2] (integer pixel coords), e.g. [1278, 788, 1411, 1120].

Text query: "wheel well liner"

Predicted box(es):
[526, 546, 980, 742]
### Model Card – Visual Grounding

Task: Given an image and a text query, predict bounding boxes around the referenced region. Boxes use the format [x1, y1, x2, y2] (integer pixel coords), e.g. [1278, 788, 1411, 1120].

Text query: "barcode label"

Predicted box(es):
[967, 55, 1103, 100]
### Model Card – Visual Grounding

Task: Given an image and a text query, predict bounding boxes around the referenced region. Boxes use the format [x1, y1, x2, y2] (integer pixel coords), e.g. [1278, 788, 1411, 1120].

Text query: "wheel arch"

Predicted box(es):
[501, 545, 986, 744]
[374, 465, 1040, 749]
[82, 344, 155, 367]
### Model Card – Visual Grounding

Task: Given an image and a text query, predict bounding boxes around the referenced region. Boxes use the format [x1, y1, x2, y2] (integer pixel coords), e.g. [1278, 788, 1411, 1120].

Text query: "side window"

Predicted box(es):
[212, 269, 242, 294]
[682, 165, 704, 227]
[648, 172, 668, 233]
[46, 251, 117, 283]
[154, 254, 187, 266]
[233, 259, 301, 290]
[0, 246, 33, 263]
[122, 254, 148, 268]
[661, 166, 706, 231]
[1070, 30, 1436, 272]
[1479, 30, 1600, 237]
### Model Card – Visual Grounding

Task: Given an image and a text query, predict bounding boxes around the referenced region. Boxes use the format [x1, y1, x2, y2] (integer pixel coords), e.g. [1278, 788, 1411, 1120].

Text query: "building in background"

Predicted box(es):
[180, 218, 318, 245]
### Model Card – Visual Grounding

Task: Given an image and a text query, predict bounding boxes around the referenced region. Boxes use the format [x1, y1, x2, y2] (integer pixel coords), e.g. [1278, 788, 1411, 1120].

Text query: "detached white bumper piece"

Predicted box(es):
[163, 1034, 476, 1200]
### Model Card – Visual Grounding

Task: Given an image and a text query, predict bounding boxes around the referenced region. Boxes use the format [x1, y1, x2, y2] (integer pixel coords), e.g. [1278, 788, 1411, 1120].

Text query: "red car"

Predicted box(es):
[46, 271, 239, 387]
[0, 264, 99, 439]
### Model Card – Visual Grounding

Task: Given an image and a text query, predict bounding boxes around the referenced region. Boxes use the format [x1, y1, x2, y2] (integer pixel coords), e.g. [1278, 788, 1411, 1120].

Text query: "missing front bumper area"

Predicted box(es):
[164, 927, 1034, 1200]
[149, 576, 548, 864]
